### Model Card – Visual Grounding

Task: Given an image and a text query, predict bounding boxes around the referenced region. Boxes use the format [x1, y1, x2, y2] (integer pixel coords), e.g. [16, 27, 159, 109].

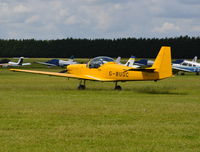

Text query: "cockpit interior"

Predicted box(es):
[88, 56, 115, 68]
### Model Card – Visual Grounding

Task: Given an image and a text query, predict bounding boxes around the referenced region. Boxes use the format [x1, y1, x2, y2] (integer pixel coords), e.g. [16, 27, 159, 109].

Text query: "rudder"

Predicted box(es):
[152, 46, 172, 79]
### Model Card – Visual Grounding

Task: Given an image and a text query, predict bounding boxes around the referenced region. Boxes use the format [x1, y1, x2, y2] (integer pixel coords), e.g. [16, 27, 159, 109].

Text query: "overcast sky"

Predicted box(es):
[0, 0, 200, 39]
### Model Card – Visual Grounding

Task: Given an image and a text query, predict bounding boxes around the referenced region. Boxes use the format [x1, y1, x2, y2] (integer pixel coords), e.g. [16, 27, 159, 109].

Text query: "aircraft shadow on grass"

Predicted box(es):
[60, 86, 187, 95]
[132, 86, 188, 95]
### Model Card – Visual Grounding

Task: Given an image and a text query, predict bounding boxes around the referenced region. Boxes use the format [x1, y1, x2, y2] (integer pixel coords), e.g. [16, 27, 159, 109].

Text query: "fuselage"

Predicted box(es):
[59, 60, 77, 66]
[173, 60, 200, 72]
[67, 62, 160, 81]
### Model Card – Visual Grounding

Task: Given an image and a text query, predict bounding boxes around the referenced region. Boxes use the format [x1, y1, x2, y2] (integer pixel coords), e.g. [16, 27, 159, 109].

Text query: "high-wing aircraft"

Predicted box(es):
[36, 56, 77, 67]
[10, 46, 172, 90]
[0, 57, 31, 67]
[134, 56, 200, 75]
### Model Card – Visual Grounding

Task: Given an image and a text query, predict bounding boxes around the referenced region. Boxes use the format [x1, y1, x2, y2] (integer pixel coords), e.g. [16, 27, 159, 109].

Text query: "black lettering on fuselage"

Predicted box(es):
[108, 71, 128, 77]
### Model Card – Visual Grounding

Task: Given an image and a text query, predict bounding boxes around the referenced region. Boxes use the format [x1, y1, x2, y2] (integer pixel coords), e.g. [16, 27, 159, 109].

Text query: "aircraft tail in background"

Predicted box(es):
[125, 56, 136, 67]
[115, 56, 121, 64]
[192, 56, 198, 62]
[17, 57, 24, 65]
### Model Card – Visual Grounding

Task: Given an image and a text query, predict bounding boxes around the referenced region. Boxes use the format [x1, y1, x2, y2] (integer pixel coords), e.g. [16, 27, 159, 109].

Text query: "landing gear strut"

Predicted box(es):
[114, 81, 122, 90]
[78, 80, 86, 90]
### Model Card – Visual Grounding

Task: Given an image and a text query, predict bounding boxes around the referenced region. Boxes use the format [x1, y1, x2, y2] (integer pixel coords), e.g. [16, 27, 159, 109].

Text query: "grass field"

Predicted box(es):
[0, 66, 200, 152]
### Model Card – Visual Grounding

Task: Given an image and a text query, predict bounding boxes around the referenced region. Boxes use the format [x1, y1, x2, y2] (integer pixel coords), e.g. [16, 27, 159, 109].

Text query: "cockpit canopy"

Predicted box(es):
[88, 56, 115, 68]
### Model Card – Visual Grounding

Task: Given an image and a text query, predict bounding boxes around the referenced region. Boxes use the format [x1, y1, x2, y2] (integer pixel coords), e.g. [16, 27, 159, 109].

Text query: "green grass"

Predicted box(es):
[0, 68, 200, 152]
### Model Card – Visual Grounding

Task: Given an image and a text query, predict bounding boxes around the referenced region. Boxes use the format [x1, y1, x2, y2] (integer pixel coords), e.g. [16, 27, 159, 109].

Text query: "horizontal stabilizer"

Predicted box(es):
[126, 68, 155, 72]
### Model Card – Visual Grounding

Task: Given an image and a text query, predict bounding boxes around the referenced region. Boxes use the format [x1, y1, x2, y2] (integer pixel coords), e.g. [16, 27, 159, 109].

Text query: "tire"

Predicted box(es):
[78, 85, 85, 90]
[115, 85, 122, 90]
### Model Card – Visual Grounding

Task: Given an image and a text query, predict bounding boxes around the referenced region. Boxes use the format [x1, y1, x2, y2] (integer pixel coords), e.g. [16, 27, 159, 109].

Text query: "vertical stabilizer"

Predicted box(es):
[116, 56, 121, 64]
[17, 57, 24, 66]
[152, 46, 172, 79]
[68, 55, 75, 62]
[192, 56, 197, 62]
[125, 56, 136, 67]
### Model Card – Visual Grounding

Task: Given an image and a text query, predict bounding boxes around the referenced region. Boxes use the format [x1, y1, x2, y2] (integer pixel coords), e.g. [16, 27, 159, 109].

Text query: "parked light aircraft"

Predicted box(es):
[0, 57, 31, 67]
[10, 46, 172, 90]
[173, 57, 200, 75]
[36, 56, 77, 67]
[134, 56, 200, 75]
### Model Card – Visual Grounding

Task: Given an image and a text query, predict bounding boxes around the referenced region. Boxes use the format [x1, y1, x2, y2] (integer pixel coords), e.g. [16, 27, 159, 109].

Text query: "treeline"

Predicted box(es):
[0, 36, 199, 58]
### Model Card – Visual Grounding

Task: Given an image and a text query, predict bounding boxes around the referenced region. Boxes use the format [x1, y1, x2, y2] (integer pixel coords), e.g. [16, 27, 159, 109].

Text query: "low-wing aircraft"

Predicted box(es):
[10, 46, 172, 90]
[36, 56, 77, 67]
[134, 56, 200, 75]
[0, 57, 31, 67]
[172, 57, 200, 75]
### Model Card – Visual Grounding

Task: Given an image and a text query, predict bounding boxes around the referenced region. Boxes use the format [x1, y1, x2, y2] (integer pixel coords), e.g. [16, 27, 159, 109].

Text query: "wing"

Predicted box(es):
[10, 69, 115, 81]
[22, 63, 31, 66]
[126, 67, 155, 72]
[172, 66, 192, 72]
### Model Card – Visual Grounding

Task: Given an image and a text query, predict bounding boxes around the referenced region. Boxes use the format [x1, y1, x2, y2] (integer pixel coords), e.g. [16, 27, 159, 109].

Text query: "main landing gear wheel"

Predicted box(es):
[78, 85, 86, 90]
[78, 80, 86, 90]
[115, 85, 122, 90]
[114, 82, 122, 90]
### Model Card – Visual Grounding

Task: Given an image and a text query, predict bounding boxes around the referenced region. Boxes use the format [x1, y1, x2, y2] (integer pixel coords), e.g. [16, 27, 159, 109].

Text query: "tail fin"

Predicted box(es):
[17, 57, 24, 66]
[115, 56, 121, 64]
[68, 55, 74, 61]
[192, 56, 197, 62]
[125, 56, 136, 67]
[151, 46, 172, 79]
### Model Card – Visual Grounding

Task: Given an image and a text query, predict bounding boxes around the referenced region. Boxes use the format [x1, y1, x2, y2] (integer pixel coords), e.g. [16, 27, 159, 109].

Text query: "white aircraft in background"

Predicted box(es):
[173, 56, 200, 75]
[36, 56, 77, 67]
[134, 56, 200, 75]
[0, 57, 31, 67]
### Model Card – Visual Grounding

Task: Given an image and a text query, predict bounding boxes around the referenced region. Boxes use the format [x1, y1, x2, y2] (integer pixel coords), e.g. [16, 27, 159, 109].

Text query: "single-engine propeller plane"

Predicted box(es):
[0, 57, 31, 67]
[10, 46, 172, 90]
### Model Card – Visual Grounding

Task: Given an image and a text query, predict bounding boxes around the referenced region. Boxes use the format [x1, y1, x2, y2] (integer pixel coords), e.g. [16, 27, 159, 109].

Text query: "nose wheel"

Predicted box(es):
[78, 80, 86, 90]
[114, 81, 122, 90]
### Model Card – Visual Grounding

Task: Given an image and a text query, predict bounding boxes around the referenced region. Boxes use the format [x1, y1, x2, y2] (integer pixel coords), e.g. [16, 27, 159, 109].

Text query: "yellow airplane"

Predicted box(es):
[10, 46, 172, 90]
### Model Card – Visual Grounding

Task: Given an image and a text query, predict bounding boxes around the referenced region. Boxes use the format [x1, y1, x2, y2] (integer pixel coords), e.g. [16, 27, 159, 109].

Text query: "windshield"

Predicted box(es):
[88, 56, 115, 68]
